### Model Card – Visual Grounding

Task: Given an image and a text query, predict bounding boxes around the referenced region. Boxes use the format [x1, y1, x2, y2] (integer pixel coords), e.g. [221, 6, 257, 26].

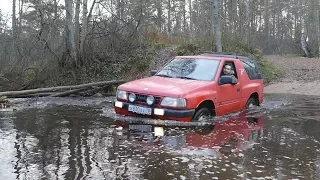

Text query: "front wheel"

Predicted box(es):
[192, 107, 212, 122]
[246, 97, 259, 109]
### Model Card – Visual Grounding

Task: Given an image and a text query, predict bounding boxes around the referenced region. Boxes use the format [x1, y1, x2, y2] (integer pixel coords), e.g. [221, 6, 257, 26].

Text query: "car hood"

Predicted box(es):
[118, 76, 211, 97]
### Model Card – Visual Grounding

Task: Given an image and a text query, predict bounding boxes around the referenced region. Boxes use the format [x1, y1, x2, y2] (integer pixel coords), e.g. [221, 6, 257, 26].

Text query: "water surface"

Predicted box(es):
[1, 94, 320, 179]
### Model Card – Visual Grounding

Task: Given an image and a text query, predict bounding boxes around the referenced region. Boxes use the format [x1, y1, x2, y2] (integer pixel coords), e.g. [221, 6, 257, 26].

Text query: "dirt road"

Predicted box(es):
[264, 55, 320, 95]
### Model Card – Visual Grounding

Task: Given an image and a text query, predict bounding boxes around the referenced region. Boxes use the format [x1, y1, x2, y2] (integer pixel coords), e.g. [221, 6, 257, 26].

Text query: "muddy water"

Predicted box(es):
[1, 95, 320, 179]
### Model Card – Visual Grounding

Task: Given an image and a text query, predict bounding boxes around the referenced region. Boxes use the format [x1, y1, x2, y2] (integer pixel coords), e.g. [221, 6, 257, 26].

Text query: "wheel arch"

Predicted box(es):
[248, 92, 260, 105]
[195, 100, 216, 116]
[249, 92, 259, 100]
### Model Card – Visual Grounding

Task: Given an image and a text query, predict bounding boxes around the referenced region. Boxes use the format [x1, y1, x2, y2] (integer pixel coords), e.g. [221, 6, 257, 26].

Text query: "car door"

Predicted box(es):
[216, 60, 242, 115]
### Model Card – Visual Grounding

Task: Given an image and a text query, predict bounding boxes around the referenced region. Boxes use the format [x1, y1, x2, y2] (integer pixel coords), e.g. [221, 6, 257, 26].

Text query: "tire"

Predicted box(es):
[246, 97, 259, 109]
[192, 107, 212, 122]
[194, 125, 214, 135]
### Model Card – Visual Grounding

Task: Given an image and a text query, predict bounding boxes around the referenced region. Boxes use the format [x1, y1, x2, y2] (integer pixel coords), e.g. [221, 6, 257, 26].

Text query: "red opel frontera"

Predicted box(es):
[114, 53, 264, 122]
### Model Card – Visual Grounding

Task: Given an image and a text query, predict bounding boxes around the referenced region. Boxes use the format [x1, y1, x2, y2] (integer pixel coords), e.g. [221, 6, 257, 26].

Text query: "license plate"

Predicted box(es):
[129, 125, 152, 132]
[128, 105, 152, 115]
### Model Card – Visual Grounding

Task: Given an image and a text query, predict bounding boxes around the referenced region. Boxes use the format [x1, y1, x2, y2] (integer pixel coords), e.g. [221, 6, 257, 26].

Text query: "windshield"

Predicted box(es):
[156, 58, 220, 81]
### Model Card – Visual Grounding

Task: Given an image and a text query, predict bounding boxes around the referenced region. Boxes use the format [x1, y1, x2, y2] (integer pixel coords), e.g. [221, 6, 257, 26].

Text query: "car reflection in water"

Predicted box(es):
[114, 112, 264, 157]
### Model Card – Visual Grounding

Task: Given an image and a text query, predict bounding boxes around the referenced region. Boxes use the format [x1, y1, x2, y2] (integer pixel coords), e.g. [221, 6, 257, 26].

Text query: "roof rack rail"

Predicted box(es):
[199, 51, 239, 59]
[198, 51, 254, 61]
[199, 51, 237, 55]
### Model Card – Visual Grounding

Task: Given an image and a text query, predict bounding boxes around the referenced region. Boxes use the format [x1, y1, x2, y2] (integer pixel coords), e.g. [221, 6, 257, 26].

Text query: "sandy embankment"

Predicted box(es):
[264, 55, 320, 96]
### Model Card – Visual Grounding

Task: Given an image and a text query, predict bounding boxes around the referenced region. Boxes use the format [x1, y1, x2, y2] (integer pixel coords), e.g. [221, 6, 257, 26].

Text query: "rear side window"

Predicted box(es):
[241, 60, 262, 80]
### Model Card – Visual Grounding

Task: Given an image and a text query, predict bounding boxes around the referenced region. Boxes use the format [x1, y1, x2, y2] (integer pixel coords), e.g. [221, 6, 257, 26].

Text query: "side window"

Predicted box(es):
[241, 60, 261, 80]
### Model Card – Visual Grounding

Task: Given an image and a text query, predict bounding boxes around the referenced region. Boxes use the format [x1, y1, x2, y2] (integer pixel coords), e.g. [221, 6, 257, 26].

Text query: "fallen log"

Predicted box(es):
[78, 85, 108, 96]
[51, 87, 90, 97]
[6, 92, 56, 98]
[102, 93, 116, 96]
[0, 80, 126, 97]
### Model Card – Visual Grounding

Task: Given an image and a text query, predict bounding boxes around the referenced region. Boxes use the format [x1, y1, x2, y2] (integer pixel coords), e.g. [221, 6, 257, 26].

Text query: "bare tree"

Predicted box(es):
[264, 0, 269, 42]
[80, 0, 88, 64]
[75, 0, 81, 60]
[189, 0, 192, 34]
[5, 0, 320, 91]
[12, 0, 17, 40]
[168, 0, 172, 34]
[212, 0, 222, 52]
[156, 0, 163, 31]
[65, 0, 77, 66]
[317, 0, 320, 57]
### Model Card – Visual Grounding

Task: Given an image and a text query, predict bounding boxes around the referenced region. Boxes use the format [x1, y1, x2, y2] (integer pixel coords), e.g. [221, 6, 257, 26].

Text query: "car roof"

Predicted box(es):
[176, 52, 255, 62]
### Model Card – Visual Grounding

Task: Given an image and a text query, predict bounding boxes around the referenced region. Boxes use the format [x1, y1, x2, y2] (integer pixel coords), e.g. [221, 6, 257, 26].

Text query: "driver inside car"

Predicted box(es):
[223, 65, 236, 78]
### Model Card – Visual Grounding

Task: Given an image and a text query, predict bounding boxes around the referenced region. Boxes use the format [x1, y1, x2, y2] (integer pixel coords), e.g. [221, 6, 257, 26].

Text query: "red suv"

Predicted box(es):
[114, 53, 264, 122]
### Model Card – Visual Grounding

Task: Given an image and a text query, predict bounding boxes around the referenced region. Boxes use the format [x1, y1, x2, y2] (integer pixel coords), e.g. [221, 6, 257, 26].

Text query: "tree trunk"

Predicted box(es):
[116, 0, 124, 20]
[54, 0, 58, 19]
[301, 33, 309, 57]
[80, 0, 88, 64]
[317, 0, 320, 58]
[168, 0, 171, 34]
[174, 1, 181, 35]
[74, 0, 81, 62]
[65, 0, 77, 66]
[189, 0, 192, 35]
[156, 0, 163, 31]
[11, 0, 18, 65]
[264, 0, 269, 41]
[231, 0, 238, 32]
[12, 0, 17, 40]
[213, 0, 222, 52]
[18, 0, 23, 33]
[238, 0, 243, 39]
[245, 0, 251, 45]
[183, 0, 186, 35]
[53, 1, 58, 33]
[277, 0, 281, 52]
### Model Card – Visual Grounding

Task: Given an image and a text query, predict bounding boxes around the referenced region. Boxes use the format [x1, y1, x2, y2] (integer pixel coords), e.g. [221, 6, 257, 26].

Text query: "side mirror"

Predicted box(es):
[150, 70, 157, 76]
[231, 77, 238, 84]
[219, 75, 238, 85]
[257, 73, 262, 79]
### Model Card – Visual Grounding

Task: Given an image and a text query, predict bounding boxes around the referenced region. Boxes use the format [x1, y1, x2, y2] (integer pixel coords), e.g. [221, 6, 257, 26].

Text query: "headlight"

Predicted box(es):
[116, 90, 127, 100]
[128, 93, 136, 102]
[160, 97, 186, 107]
[146, 95, 155, 105]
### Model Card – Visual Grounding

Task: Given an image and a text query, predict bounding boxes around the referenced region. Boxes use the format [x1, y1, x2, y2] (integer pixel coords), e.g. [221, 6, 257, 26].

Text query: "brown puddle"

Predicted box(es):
[0, 94, 320, 179]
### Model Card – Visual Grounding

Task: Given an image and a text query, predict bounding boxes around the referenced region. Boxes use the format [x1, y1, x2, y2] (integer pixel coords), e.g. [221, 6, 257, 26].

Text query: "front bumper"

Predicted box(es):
[114, 101, 195, 122]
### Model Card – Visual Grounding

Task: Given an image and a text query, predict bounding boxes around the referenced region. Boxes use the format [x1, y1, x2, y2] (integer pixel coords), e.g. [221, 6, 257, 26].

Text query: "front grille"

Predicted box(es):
[131, 93, 161, 105]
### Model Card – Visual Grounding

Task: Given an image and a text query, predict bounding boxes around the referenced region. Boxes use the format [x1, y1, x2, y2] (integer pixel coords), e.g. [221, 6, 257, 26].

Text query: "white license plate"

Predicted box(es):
[128, 105, 152, 115]
[129, 125, 152, 132]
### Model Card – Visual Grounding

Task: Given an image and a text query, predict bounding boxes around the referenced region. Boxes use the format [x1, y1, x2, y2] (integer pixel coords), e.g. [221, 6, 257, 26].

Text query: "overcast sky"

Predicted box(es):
[0, 0, 12, 15]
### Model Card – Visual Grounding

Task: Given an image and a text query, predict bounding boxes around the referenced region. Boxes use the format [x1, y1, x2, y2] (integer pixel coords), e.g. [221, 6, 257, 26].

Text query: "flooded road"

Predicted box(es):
[1, 94, 320, 179]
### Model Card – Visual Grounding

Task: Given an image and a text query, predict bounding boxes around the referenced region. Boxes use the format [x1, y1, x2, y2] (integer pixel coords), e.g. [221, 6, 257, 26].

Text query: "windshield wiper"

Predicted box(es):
[177, 76, 197, 80]
[155, 74, 173, 78]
